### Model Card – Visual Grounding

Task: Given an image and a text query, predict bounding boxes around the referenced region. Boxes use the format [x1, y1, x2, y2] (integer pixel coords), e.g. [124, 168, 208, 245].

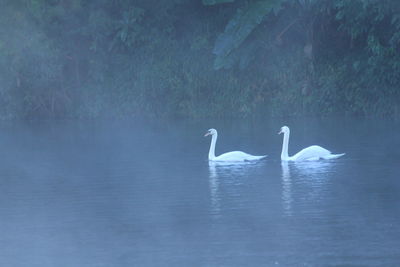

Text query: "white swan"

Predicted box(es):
[205, 128, 267, 162]
[278, 126, 345, 161]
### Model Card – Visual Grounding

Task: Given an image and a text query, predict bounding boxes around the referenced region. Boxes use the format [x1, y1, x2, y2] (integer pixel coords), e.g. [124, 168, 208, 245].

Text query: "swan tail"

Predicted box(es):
[323, 153, 345, 160]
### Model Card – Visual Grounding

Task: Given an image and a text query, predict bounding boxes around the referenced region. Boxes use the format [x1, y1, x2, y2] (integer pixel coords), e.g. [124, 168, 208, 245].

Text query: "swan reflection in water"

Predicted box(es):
[208, 161, 262, 218]
[281, 160, 336, 216]
[281, 161, 292, 216]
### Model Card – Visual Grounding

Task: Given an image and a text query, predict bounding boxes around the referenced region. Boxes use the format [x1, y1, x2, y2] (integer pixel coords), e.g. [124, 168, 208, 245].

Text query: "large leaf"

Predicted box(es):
[213, 0, 283, 69]
[202, 0, 235, 5]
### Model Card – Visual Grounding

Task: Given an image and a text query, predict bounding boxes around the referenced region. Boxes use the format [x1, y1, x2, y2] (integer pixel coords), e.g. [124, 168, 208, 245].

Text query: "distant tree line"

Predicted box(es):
[0, 0, 399, 119]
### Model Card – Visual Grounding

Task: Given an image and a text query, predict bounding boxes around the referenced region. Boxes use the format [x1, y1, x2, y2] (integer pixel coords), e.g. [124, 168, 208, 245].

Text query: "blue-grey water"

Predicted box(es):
[0, 118, 399, 266]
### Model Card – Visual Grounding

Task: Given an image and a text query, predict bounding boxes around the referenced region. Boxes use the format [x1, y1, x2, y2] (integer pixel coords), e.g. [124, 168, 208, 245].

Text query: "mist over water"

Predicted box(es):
[0, 117, 399, 266]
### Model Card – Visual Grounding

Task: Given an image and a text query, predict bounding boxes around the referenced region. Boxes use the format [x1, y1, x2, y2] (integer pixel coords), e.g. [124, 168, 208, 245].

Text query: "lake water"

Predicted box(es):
[0, 117, 399, 266]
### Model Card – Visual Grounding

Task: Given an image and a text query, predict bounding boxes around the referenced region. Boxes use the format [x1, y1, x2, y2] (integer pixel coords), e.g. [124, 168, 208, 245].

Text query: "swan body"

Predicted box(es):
[279, 126, 345, 161]
[210, 151, 267, 162]
[205, 128, 267, 162]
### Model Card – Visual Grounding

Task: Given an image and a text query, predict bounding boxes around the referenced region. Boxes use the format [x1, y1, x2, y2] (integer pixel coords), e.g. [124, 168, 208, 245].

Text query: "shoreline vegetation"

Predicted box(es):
[1, 0, 399, 120]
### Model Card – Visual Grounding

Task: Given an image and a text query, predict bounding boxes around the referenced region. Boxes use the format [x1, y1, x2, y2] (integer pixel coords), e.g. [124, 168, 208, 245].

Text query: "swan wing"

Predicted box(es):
[292, 145, 332, 161]
[213, 151, 267, 162]
[321, 153, 346, 160]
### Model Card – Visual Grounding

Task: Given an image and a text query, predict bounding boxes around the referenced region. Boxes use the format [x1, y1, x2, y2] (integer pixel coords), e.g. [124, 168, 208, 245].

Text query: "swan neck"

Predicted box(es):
[209, 133, 217, 160]
[281, 131, 290, 160]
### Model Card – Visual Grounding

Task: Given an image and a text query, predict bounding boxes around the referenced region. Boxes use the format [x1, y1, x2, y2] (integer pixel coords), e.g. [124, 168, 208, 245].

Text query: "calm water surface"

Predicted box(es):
[0, 118, 399, 266]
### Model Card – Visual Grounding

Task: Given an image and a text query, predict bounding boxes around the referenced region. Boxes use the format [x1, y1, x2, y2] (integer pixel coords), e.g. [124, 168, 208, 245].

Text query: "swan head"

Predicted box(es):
[278, 126, 290, 135]
[204, 128, 217, 137]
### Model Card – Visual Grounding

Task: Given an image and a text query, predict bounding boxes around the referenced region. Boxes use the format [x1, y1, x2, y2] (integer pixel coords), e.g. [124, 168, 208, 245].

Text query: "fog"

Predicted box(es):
[1, 1, 400, 266]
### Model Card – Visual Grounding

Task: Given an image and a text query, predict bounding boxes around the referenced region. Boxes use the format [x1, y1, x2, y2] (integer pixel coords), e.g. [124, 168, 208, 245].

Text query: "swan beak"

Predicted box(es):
[278, 130, 282, 135]
[204, 132, 210, 137]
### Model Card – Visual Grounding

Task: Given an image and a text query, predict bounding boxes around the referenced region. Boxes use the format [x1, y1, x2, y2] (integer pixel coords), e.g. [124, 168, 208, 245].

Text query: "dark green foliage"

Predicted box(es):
[0, 0, 399, 119]
[203, 0, 235, 5]
[213, 0, 283, 69]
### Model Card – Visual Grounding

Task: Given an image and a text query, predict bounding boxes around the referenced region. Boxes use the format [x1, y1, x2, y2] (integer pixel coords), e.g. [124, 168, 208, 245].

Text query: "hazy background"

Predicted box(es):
[1, 0, 400, 119]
